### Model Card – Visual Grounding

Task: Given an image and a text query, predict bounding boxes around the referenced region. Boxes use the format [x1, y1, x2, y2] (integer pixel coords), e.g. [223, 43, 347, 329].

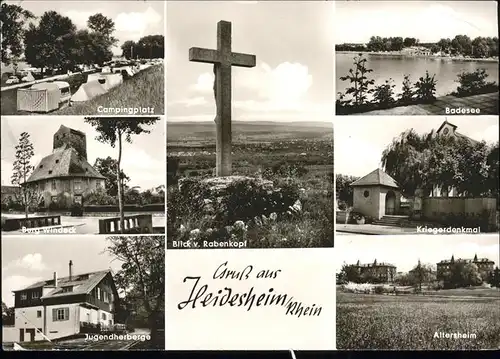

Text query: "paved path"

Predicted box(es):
[359, 92, 498, 115]
[336, 224, 418, 235]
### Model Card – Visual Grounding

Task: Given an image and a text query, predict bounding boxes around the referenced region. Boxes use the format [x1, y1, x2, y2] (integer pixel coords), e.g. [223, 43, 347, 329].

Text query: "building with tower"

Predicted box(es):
[25, 125, 105, 208]
[436, 254, 495, 281]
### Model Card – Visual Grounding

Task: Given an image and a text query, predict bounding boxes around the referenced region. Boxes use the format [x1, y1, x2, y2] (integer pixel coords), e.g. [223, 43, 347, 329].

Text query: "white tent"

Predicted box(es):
[87, 73, 123, 91]
[112, 66, 134, 78]
[21, 72, 35, 82]
[71, 81, 107, 102]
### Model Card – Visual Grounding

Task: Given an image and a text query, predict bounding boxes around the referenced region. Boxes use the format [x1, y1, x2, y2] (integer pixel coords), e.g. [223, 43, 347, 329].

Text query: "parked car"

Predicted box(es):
[5, 76, 20, 84]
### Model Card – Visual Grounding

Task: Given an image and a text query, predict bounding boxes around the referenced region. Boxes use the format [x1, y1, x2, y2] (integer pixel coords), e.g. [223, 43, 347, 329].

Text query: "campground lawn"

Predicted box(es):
[58, 65, 164, 115]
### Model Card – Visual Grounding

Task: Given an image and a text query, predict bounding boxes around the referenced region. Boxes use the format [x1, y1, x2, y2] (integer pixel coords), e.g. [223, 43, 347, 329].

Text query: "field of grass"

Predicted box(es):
[337, 290, 500, 350]
[58, 65, 164, 115]
[167, 121, 334, 248]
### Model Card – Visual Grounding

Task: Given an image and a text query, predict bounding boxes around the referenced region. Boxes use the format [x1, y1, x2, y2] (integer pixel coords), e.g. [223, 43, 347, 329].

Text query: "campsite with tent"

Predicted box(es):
[1, 2, 165, 115]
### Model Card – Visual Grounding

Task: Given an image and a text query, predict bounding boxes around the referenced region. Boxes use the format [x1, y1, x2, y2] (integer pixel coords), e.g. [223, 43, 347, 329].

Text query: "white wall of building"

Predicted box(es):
[45, 303, 80, 340]
[13, 306, 46, 342]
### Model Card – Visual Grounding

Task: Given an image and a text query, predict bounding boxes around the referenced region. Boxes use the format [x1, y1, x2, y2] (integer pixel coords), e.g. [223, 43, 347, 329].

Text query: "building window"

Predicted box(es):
[97, 288, 101, 300]
[74, 181, 82, 191]
[96, 180, 103, 189]
[48, 170, 53, 175]
[51, 180, 56, 191]
[32, 292, 40, 299]
[364, 190, 369, 198]
[40, 182, 45, 191]
[37, 311, 42, 318]
[102, 313, 107, 320]
[20, 293, 27, 301]
[61, 286, 73, 293]
[53, 308, 69, 321]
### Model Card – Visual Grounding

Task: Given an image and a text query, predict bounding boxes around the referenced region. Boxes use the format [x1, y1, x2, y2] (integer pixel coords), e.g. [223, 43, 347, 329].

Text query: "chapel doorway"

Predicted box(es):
[385, 191, 396, 215]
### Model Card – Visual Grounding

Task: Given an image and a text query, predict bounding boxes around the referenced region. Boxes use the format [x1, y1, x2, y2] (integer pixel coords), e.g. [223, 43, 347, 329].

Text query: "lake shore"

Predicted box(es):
[336, 51, 499, 63]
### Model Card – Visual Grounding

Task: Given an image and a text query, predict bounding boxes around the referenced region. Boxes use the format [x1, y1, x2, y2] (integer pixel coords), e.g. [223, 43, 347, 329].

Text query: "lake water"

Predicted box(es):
[336, 53, 499, 99]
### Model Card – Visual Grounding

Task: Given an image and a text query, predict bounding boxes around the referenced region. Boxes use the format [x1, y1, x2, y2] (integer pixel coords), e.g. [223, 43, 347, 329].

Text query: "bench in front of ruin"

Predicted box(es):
[1, 215, 62, 232]
[98, 214, 154, 234]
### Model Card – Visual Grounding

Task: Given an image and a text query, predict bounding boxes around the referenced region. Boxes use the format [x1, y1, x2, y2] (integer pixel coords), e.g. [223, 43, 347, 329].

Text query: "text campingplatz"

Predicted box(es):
[97, 106, 155, 115]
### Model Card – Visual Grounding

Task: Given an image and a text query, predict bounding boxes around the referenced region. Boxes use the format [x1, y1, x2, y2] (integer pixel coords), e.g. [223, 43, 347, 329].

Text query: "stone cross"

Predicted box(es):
[189, 20, 256, 176]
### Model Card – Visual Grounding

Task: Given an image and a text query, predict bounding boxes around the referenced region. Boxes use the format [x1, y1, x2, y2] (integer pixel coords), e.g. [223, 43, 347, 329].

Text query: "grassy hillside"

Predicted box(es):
[58, 65, 164, 115]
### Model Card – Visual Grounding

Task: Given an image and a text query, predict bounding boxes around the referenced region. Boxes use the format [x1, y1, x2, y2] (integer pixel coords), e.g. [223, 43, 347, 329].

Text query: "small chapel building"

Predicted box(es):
[25, 125, 105, 209]
[350, 168, 402, 220]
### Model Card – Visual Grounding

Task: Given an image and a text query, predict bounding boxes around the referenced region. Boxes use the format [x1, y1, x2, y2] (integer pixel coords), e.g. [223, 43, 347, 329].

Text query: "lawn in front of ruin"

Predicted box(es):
[336, 290, 500, 350]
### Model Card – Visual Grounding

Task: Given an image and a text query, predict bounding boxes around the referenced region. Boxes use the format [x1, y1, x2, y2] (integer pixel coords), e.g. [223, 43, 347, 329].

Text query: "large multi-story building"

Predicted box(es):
[436, 254, 495, 281]
[349, 259, 397, 283]
[25, 125, 105, 208]
[6, 260, 120, 342]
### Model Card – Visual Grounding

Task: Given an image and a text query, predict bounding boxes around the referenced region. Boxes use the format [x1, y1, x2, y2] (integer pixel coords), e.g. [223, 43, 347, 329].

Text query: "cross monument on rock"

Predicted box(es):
[189, 20, 256, 176]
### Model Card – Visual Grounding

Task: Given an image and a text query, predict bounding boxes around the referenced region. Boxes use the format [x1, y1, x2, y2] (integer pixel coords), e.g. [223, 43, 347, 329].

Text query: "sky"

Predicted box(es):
[9, 0, 164, 57]
[334, 235, 500, 273]
[1, 236, 124, 307]
[335, 116, 499, 177]
[1, 116, 165, 190]
[335, 1, 499, 43]
[166, 1, 334, 123]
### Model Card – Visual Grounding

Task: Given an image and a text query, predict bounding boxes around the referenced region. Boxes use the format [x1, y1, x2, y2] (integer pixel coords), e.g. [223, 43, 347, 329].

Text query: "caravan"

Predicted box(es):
[17, 81, 71, 113]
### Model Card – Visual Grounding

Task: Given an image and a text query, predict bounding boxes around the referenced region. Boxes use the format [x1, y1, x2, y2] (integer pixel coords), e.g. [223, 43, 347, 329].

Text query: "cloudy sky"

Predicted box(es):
[334, 235, 500, 273]
[335, 1, 498, 43]
[166, 1, 334, 123]
[335, 116, 499, 177]
[11, 0, 164, 56]
[1, 117, 165, 190]
[1, 236, 123, 307]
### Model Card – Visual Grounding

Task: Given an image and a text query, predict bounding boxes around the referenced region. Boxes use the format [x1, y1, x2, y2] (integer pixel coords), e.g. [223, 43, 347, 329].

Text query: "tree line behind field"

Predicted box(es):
[337, 261, 500, 290]
[1, 3, 164, 75]
[336, 35, 499, 59]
